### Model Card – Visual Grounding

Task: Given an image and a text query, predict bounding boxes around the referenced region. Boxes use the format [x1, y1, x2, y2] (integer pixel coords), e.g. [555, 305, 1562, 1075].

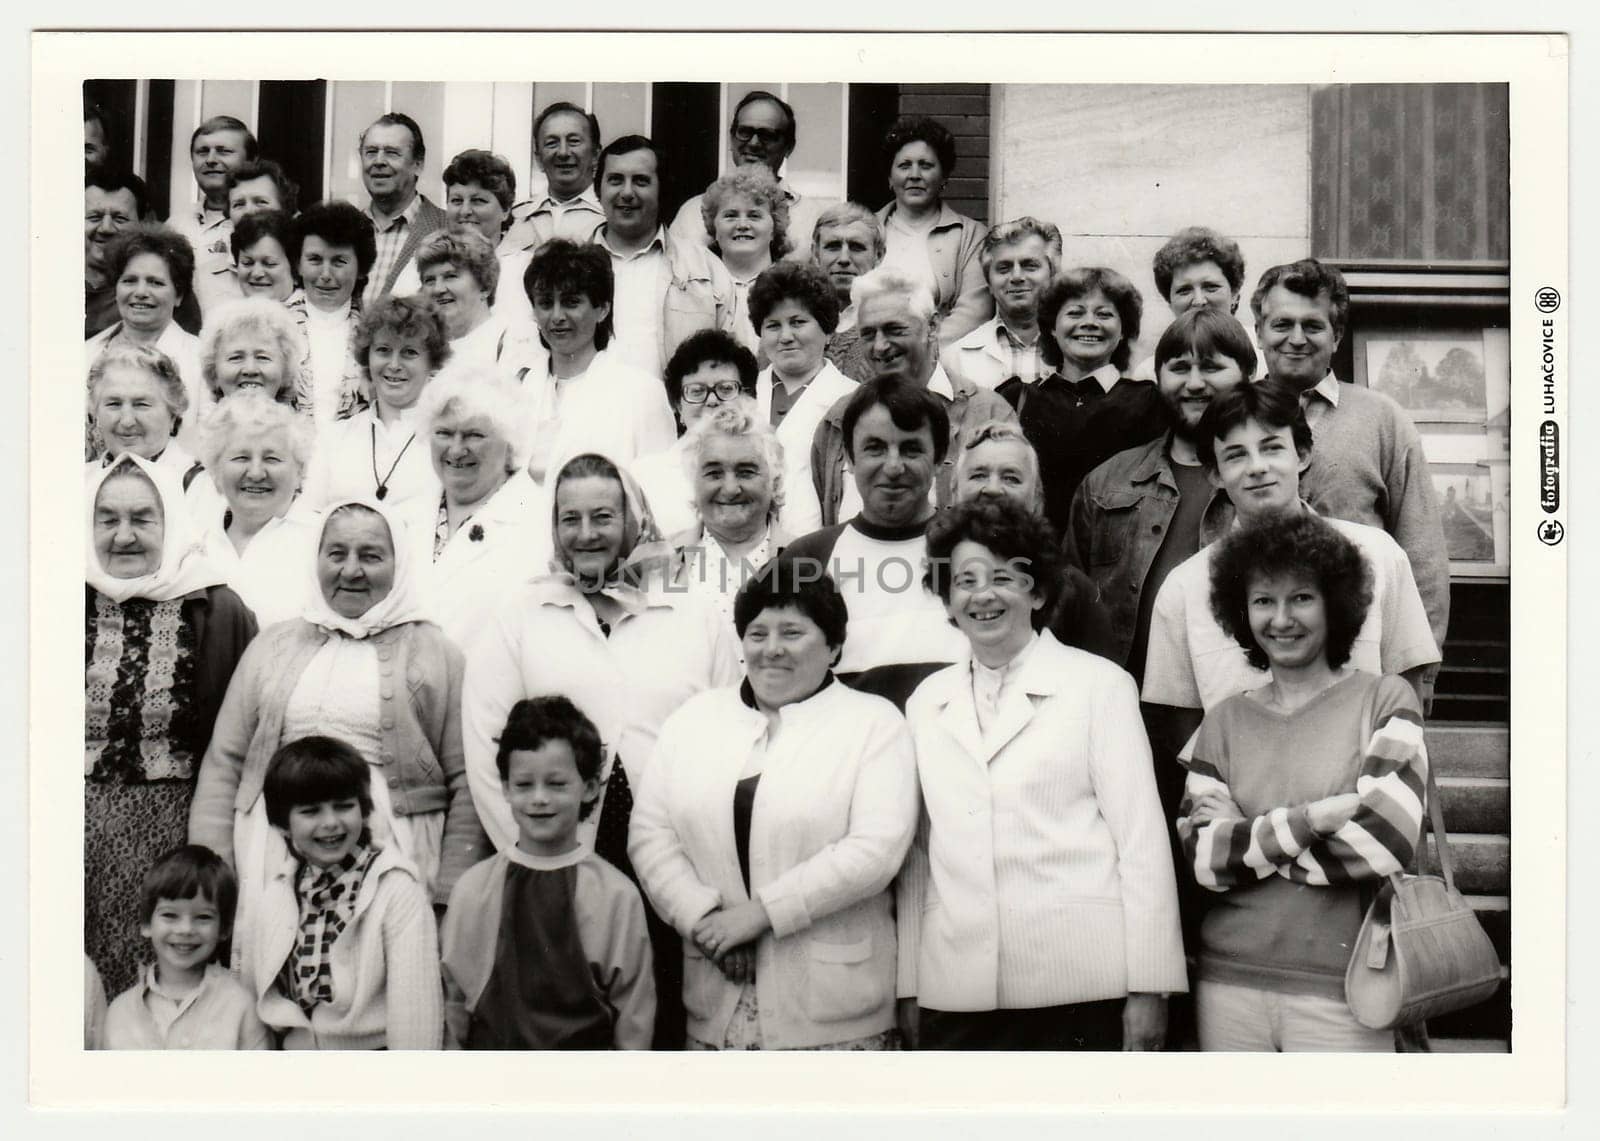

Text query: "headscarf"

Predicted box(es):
[546, 453, 677, 597]
[85, 453, 226, 604]
[300, 496, 432, 639]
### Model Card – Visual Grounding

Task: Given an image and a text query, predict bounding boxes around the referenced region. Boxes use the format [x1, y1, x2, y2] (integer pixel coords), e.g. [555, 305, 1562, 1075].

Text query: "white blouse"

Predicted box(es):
[302, 406, 440, 514]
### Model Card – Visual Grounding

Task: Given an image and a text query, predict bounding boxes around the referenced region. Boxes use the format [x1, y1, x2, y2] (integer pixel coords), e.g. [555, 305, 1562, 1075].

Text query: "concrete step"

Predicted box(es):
[1434, 776, 1510, 835]
[1421, 833, 1508, 895]
[1425, 724, 1508, 779]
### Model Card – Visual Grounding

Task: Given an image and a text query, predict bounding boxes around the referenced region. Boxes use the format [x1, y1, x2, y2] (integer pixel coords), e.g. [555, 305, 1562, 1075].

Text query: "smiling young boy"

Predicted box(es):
[101, 845, 271, 1049]
[441, 697, 655, 1049]
[248, 736, 442, 1049]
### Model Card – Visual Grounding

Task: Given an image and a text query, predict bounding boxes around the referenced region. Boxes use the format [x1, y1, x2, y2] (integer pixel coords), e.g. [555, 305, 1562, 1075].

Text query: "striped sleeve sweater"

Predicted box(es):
[1175, 671, 1427, 998]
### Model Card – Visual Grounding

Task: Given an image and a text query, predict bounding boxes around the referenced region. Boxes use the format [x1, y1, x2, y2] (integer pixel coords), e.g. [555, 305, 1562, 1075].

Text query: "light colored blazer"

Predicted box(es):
[629, 680, 917, 1049]
[756, 360, 859, 538]
[875, 201, 993, 346]
[898, 631, 1188, 1012]
[397, 471, 551, 654]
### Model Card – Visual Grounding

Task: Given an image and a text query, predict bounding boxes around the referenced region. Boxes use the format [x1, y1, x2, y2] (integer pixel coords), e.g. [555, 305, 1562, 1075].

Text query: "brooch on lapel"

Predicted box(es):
[469, 524, 485, 542]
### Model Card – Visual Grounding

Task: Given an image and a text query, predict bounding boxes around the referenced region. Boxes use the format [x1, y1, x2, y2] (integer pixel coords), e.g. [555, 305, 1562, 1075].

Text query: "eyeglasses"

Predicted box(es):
[731, 125, 786, 147]
[680, 380, 744, 405]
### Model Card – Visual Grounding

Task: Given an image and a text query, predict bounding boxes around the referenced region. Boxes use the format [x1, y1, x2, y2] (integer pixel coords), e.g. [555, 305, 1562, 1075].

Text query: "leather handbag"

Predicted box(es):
[1344, 760, 1505, 1030]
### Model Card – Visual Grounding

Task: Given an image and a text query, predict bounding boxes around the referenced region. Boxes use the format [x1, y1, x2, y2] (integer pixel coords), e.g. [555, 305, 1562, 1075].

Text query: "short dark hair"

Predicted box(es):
[354, 293, 452, 373]
[263, 736, 373, 831]
[1036, 267, 1144, 373]
[1209, 512, 1373, 671]
[107, 223, 196, 304]
[86, 166, 150, 220]
[226, 157, 300, 217]
[923, 498, 1062, 630]
[495, 697, 605, 819]
[361, 112, 425, 165]
[1151, 226, 1247, 302]
[732, 90, 797, 149]
[84, 101, 113, 154]
[733, 561, 849, 649]
[190, 115, 258, 161]
[882, 115, 957, 179]
[841, 377, 951, 464]
[535, 101, 602, 149]
[663, 329, 758, 409]
[748, 261, 841, 337]
[1195, 377, 1313, 471]
[524, 239, 616, 350]
[1251, 257, 1350, 338]
[139, 844, 238, 938]
[292, 199, 379, 296]
[594, 134, 661, 195]
[442, 148, 518, 213]
[1153, 306, 1258, 380]
[229, 208, 296, 277]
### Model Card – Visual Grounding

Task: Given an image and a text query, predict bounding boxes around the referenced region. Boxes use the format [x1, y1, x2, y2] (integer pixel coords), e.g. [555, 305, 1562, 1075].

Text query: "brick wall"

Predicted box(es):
[898, 84, 990, 225]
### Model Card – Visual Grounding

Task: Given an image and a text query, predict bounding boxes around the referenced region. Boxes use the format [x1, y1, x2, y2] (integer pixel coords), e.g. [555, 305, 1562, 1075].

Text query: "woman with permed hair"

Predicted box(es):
[876, 115, 993, 346]
[700, 166, 791, 357]
[1178, 510, 1427, 1052]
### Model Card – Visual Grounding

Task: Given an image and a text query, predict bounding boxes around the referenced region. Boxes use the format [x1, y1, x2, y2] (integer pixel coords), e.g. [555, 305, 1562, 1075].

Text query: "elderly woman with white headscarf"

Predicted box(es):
[189, 497, 491, 957]
[190, 389, 323, 628]
[86, 454, 258, 995]
[670, 397, 787, 645]
[462, 452, 743, 1046]
[396, 364, 549, 651]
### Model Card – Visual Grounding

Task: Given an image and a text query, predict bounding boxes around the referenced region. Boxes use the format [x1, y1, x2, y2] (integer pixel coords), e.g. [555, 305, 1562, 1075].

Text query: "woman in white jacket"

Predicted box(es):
[898, 498, 1187, 1050]
[628, 564, 917, 1050]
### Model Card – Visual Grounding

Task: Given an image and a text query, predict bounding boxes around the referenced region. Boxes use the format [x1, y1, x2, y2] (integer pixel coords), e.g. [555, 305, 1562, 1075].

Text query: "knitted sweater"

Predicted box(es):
[248, 843, 442, 1049]
[1299, 382, 1450, 652]
[1177, 672, 1427, 999]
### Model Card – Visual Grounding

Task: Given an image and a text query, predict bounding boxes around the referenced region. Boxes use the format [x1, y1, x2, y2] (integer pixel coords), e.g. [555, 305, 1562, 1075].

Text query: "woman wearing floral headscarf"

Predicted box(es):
[86, 454, 258, 994]
[462, 451, 742, 1047]
[189, 496, 490, 961]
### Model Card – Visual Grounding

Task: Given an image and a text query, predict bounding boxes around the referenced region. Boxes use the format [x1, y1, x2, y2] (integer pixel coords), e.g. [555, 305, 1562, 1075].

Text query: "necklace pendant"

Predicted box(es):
[375, 485, 388, 501]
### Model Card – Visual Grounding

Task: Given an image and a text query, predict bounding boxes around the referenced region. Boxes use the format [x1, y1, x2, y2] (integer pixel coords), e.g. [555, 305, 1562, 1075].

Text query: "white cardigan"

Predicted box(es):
[628, 679, 917, 1049]
[755, 361, 857, 537]
[898, 631, 1188, 1012]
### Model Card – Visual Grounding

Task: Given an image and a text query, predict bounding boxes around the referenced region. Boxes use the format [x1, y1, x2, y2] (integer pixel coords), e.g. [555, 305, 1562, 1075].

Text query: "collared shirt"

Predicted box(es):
[1299, 370, 1343, 430]
[101, 961, 272, 1050]
[1045, 361, 1123, 404]
[288, 843, 379, 1015]
[994, 320, 1044, 386]
[167, 203, 238, 316]
[365, 193, 425, 309]
[969, 631, 1040, 734]
[506, 187, 606, 252]
[597, 226, 669, 375]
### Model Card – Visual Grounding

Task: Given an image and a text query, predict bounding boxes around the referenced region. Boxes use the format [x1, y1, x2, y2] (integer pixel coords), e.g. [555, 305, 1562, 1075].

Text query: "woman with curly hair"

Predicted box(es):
[898, 497, 1185, 1050]
[1131, 225, 1264, 382]
[1177, 509, 1428, 1052]
[414, 224, 538, 378]
[700, 166, 791, 357]
[876, 115, 992, 346]
[1001, 266, 1166, 532]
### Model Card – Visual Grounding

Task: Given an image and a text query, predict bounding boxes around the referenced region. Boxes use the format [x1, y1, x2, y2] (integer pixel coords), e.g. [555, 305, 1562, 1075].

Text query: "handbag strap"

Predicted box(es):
[1422, 747, 1458, 893]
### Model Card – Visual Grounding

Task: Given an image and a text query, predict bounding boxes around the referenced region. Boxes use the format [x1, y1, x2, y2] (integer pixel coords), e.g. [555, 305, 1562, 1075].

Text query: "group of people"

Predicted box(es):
[82, 90, 1451, 1054]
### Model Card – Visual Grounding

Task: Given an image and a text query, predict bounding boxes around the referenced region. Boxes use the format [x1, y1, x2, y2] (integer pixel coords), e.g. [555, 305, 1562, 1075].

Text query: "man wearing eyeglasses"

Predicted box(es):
[360, 112, 448, 307]
[668, 91, 828, 261]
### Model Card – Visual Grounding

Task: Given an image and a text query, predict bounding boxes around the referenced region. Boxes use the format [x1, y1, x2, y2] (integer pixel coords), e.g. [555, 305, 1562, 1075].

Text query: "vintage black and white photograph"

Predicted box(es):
[28, 27, 1569, 1115]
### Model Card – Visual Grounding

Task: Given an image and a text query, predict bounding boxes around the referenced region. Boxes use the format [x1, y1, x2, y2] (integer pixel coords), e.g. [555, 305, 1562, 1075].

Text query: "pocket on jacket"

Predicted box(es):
[681, 945, 724, 1024]
[804, 936, 883, 1024]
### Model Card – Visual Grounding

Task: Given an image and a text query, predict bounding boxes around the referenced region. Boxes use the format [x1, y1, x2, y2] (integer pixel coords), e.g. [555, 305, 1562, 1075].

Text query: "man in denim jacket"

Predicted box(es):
[592, 135, 735, 376]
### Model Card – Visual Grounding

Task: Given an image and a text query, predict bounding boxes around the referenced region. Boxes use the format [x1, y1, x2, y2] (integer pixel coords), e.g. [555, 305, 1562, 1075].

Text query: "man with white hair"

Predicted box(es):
[941, 217, 1061, 390]
[808, 266, 1014, 527]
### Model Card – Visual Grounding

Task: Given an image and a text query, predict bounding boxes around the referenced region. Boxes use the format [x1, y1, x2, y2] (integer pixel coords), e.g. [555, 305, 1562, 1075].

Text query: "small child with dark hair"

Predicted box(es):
[247, 736, 442, 1049]
[442, 697, 655, 1049]
[101, 845, 271, 1049]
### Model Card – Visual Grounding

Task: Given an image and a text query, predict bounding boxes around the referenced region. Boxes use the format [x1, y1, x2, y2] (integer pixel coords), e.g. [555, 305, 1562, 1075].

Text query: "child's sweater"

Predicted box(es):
[441, 845, 655, 1049]
[247, 843, 442, 1049]
[102, 962, 272, 1050]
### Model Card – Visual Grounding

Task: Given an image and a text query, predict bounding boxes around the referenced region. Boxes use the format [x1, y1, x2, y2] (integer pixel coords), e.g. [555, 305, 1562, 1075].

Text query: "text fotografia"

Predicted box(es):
[665, 552, 1040, 596]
